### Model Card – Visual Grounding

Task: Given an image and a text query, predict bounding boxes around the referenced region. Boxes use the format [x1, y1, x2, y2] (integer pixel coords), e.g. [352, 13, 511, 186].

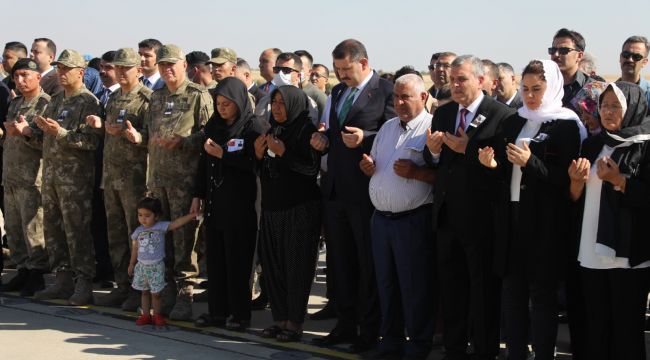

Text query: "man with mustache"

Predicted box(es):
[618, 35, 650, 107]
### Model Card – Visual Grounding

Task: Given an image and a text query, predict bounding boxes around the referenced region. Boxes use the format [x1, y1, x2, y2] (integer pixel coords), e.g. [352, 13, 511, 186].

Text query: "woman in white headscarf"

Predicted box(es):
[568, 81, 650, 360]
[479, 59, 585, 360]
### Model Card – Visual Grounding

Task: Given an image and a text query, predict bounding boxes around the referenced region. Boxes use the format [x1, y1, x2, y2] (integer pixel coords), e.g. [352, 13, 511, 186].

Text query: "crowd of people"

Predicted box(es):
[0, 27, 649, 360]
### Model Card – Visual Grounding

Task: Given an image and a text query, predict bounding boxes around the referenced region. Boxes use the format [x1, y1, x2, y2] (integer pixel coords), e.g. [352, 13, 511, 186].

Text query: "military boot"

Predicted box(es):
[34, 271, 74, 300]
[1, 268, 30, 292]
[168, 284, 193, 321]
[121, 288, 142, 312]
[68, 277, 94, 306]
[159, 281, 177, 316]
[95, 284, 129, 307]
[20, 269, 45, 297]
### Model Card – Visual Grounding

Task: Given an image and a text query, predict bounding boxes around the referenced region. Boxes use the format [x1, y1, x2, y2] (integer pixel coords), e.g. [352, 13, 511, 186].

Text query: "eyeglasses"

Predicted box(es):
[547, 47, 578, 55]
[428, 63, 452, 71]
[621, 50, 645, 62]
[273, 66, 299, 75]
[310, 73, 327, 79]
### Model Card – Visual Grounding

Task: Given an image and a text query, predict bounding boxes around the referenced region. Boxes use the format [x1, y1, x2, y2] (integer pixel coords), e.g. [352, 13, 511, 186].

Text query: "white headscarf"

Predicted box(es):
[517, 59, 587, 141]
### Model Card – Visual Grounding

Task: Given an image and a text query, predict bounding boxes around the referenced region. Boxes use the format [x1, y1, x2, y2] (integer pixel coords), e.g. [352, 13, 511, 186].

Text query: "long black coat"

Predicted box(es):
[492, 115, 581, 278]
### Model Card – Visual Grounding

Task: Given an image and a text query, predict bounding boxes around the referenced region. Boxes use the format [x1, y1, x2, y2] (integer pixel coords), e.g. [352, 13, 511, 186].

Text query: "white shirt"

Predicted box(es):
[143, 72, 161, 87]
[578, 146, 650, 269]
[369, 110, 434, 212]
[335, 70, 374, 114]
[456, 92, 484, 132]
[41, 67, 54, 77]
[506, 91, 518, 106]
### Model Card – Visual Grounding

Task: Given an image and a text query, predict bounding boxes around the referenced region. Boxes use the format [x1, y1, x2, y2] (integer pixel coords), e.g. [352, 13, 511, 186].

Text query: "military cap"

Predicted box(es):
[51, 49, 86, 68]
[186, 51, 210, 67]
[156, 44, 185, 64]
[112, 48, 140, 67]
[11, 58, 39, 76]
[208, 48, 237, 65]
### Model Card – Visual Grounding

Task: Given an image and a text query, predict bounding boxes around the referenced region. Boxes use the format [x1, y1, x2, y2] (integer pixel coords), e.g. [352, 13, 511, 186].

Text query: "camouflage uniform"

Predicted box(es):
[102, 83, 151, 287]
[41, 86, 102, 280]
[146, 77, 213, 284]
[2, 91, 50, 271]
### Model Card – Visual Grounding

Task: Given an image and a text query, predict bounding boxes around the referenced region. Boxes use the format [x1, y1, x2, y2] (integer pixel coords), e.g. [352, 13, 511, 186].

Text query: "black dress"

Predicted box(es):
[258, 86, 321, 324]
[194, 77, 267, 322]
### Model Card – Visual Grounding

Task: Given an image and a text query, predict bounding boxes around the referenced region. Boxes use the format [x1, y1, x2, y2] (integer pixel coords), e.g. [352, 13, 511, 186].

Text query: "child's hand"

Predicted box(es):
[128, 263, 135, 277]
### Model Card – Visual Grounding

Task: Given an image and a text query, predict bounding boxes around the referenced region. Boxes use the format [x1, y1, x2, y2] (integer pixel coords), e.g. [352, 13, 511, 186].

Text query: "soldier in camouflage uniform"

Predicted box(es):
[1, 58, 49, 296]
[146, 44, 213, 320]
[33, 49, 102, 306]
[87, 48, 151, 309]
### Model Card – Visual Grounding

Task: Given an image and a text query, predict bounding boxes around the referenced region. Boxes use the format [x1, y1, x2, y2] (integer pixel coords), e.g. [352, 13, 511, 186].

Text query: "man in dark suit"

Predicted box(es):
[31, 38, 62, 96]
[496, 62, 523, 109]
[424, 55, 514, 360]
[310, 39, 395, 353]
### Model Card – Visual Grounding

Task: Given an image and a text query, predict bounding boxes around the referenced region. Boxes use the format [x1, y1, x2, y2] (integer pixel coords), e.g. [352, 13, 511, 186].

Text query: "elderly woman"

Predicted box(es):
[192, 77, 267, 330]
[255, 86, 321, 342]
[479, 60, 585, 360]
[569, 81, 650, 360]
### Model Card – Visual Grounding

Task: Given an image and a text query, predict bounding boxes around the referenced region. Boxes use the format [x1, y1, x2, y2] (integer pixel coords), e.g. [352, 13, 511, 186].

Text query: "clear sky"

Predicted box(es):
[3, 0, 649, 77]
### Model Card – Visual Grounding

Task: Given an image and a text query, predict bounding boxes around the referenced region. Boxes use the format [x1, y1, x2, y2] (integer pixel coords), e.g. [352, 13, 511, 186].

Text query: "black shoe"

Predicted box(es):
[349, 336, 378, 353]
[310, 301, 336, 320]
[251, 294, 268, 310]
[194, 313, 225, 328]
[20, 270, 44, 297]
[312, 326, 357, 346]
[193, 290, 208, 302]
[1, 268, 30, 292]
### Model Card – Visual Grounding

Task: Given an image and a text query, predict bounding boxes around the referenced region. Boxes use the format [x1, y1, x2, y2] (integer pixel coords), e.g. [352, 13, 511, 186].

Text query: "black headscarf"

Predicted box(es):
[206, 77, 255, 145]
[594, 81, 650, 263]
[599, 81, 650, 148]
[264, 86, 318, 177]
[268, 85, 312, 143]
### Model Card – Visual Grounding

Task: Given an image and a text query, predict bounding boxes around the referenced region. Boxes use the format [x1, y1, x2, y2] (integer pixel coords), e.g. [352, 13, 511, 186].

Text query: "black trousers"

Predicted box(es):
[371, 206, 437, 359]
[437, 219, 501, 360]
[205, 223, 256, 321]
[324, 199, 379, 337]
[502, 271, 558, 360]
[580, 266, 650, 360]
[259, 201, 321, 324]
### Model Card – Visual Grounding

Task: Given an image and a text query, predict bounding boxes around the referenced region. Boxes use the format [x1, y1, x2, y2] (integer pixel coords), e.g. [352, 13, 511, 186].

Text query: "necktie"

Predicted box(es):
[143, 78, 152, 89]
[338, 87, 359, 125]
[457, 108, 468, 136]
[100, 88, 111, 106]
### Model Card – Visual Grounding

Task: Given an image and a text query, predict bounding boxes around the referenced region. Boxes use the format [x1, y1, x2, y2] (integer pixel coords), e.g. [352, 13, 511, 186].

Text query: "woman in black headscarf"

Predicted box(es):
[568, 81, 650, 360]
[255, 86, 321, 342]
[192, 77, 267, 330]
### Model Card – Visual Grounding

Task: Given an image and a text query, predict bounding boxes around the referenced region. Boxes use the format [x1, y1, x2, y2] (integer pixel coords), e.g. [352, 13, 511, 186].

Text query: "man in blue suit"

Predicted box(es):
[310, 39, 395, 353]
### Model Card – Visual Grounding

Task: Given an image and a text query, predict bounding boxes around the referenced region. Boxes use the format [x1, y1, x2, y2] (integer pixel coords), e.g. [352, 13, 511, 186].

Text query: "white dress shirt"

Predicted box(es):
[369, 110, 434, 212]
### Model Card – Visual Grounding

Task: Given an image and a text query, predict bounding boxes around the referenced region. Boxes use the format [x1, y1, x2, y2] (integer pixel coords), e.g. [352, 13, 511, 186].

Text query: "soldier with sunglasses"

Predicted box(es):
[618, 35, 650, 108]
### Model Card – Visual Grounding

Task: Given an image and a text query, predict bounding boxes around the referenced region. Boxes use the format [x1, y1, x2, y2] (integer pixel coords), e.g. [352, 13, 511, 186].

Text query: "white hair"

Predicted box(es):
[394, 73, 425, 94]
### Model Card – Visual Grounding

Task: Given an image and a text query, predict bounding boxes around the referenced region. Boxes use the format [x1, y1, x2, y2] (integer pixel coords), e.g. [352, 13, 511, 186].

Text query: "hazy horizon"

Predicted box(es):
[3, 0, 649, 77]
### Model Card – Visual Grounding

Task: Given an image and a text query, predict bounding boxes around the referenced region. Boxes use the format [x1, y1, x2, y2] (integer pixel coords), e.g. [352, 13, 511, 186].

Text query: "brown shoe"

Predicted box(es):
[34, 271, 74, 300]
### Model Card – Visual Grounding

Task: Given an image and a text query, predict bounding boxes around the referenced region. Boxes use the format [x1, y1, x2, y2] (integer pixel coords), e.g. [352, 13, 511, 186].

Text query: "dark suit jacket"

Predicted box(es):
[322, 71, 395, 204]
[424, 95, 515, 233]
[40, 70, 62, 96]
[491, 115, 580, 278]
[248, 82, 264, 104]
[508, 91, 523, 109]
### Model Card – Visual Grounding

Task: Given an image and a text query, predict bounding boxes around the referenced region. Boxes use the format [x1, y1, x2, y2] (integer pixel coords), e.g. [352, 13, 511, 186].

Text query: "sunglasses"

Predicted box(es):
[621, 51, 645, 62]
[428, 63, 452, 71]
[273, 66, 299, 75]
[547, 47, 578, 55]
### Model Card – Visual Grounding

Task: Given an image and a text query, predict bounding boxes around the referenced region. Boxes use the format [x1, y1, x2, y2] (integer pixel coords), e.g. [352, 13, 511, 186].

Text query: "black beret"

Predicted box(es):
[11, 58, 39, 76]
